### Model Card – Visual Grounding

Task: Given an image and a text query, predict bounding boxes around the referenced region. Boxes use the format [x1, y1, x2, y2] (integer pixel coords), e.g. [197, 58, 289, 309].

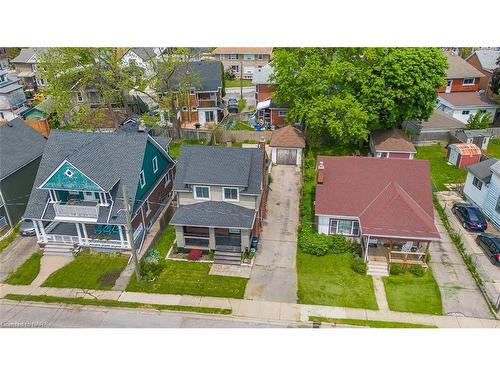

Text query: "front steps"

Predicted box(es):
[214, 250, 241, 265]
[43, 243, 76, 256]
[367, 260, 389, 276]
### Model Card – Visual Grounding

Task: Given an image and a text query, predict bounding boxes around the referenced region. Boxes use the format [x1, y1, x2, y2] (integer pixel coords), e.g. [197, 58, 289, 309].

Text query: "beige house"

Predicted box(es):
[213, 47, 273, 80]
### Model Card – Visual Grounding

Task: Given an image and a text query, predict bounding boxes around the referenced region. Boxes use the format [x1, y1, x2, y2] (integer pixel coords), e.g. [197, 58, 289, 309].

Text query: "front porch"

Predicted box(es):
[176, 225, 250, 253]
[34, 221, 131, 251]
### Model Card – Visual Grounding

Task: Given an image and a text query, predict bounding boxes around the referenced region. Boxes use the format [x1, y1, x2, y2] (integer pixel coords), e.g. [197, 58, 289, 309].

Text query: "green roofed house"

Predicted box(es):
[23, 119, 175, 255]
[0, 118, 47, 237]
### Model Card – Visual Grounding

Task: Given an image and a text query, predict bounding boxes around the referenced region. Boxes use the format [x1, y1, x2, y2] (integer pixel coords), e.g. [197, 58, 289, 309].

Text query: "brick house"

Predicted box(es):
[252, 64, 288, 127]
[466, 49, 500, 99]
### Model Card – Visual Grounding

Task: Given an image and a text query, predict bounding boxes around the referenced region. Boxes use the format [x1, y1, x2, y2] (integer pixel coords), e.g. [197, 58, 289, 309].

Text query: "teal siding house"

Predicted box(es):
[24, 121, 175, 254]
[0, 118, 46, 237]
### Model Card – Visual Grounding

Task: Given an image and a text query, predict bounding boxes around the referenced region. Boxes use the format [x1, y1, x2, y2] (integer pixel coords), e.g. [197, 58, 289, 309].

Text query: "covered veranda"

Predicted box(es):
[361, 235, 431, 267]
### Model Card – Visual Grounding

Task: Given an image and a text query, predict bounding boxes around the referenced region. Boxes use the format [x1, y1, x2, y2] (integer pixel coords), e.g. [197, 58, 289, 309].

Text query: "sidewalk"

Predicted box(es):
[1, 283, 498, 328]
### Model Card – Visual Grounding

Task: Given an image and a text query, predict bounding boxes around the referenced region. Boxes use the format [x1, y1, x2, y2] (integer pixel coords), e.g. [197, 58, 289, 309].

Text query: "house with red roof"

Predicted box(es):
[315, 156, 440, 276]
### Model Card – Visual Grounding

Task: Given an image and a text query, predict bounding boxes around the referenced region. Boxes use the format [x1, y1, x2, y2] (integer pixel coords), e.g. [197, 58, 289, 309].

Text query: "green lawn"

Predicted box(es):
[5, 294, 231, 315]
[154, 225, 176, 257]
[5, 252, 42, 285]
[238, 99, 247, 112]
[309, 316, 436, 328]
[127, 260, 248, 298]
[487, 139, 500, 158]
[233, 121, 254, 131]
[415, 144, 467, 191]
[225, 79, 254, 88]
[42, 251, 129, 290]
[0, 225, 19, 254]
[168, 139, 209, 158]
[383, 271, 443, 315]
[297, 252, 378, 309]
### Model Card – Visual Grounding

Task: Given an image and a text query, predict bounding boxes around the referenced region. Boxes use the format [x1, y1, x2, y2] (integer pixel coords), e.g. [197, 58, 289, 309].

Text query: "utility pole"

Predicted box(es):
[240, 60, 243, 101]
[122, 185, 141, 281]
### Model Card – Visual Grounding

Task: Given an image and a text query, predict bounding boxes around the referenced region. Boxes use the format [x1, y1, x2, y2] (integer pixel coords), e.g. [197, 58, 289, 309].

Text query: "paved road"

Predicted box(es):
[0, 300, 301, 328]
[429, 210, 493, 319]
[245, 165, 301, 303]
[0, 235, 37, 282]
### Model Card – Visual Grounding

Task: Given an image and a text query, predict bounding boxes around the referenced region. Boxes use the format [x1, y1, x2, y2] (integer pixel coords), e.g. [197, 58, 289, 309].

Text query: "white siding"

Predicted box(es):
[482, 173, 500, 228]
[271, 147, 302, 166]
[449, 108, 498, 124]
[463, 172, 489, 208]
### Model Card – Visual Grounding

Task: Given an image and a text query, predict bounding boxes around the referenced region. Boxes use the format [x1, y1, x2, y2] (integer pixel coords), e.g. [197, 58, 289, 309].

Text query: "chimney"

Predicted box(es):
[258, 135, 266, 149]
[317, 161, 325, 184]
[138, 119, 146, 132]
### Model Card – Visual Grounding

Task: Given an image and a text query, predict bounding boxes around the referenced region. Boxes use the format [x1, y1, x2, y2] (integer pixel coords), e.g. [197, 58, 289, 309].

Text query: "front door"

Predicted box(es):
[445, 80, 453, 93]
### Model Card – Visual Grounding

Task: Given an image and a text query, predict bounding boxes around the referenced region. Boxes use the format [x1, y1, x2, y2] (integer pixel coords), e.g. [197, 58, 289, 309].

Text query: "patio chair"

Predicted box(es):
[401, 241, 413, 252]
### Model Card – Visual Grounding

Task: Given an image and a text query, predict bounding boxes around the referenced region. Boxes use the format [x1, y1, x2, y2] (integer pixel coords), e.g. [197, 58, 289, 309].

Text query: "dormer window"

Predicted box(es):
[194, 186, 210, 200]
[65, 169, 74, 177]
[223, 187, 239, 202]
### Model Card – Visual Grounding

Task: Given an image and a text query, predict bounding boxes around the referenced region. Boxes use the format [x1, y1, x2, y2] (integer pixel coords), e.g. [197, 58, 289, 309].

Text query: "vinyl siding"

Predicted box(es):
[482, 173, 500, 228]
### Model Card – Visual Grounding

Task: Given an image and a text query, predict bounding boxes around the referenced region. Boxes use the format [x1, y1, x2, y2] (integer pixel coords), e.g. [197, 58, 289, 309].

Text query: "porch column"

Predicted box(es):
[81, 223, 89, 245]
[209, 227, 216, 250]
[75, 223, 82, 244]
[363, 235, 370, 263]
[124, 226, 132, 249]
[175, 226, 185, 247]
[240, 229, 250, 252]
[118, 225, 125, 248]
[33, 220, 41, 241]
[38, 221, 47, 242]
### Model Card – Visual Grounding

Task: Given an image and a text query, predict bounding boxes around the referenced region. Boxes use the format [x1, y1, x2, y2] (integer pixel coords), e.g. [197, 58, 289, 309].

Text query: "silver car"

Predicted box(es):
[19, 219, 36, 236]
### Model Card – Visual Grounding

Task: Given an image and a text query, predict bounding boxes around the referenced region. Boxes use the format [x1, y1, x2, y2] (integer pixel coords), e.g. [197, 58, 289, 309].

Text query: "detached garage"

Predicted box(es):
[270, 126, 305, 166]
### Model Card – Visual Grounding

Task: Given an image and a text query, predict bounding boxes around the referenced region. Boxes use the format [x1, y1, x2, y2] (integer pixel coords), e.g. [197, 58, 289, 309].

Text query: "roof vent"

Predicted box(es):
[318, 161, 325, 170]
[138, 120, 146, 132]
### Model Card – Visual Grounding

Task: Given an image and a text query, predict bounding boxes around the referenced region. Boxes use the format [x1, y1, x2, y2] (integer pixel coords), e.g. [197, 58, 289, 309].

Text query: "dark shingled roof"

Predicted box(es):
[170, 201, 255, 229]
[0, 118, 46, 180]
[466, 158, 498, 183]
[23, 130, 173, 224]
[173, 145, 264, 195]
[170, 60, 222, 91]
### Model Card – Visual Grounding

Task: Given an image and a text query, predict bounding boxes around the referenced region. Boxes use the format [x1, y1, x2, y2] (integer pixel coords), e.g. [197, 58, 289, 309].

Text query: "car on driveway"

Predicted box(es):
[227, 98, 238, 113]
[451, 203, 488, 231]
[19, 219, 36, 236]
[476, 233, 500, 265]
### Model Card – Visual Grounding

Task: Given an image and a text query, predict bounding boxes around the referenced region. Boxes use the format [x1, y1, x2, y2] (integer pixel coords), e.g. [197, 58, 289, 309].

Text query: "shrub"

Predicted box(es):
[144, 248, 161, 264]
[408, 265, 425, 277]
[390, 264, 405, 276]
[351, 258, 367, 275]
[141, 251, 166, 281]
[298, 227, 332, 256]
[331, 234, 358, 254]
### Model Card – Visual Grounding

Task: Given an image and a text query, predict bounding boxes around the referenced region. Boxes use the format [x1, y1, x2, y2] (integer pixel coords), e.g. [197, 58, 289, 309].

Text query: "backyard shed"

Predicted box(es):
[455, 129, 492, 151]
[447, 143, 482, 168]
[269, 126, 306, 166]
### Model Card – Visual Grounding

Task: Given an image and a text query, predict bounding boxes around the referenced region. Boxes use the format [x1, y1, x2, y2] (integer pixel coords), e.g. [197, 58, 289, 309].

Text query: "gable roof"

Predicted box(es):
[469, 49, 500, 72]
[173, 145, 264, 195]
[466, 158, 498, 183]
[170, 60, 222, 92]
[270, 126, 305, 148]
[409, 110, 465, 131]
[11, 47, 47, 64]
[23, 130, 172, 224]
[370, 128, 416, 153]
[315, 156, 439, 240]
[438, 92, 498, 108]
[0, 118, 47, 180]
[445, 53, 484, 79]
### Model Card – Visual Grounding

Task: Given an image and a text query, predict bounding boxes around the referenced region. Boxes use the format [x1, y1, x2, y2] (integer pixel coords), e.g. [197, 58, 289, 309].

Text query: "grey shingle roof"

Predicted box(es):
[170, 201, 255, 229]
[173, 145, 264, 194]
[130, 48, 157, 62]
[23, 130, 173, 224]
[467, 158, 498, 183]
[0, 118, 47, 180]
[11, 48, 47, 64]
[170, 60, 222, 91]
[473, 50, 500, 72]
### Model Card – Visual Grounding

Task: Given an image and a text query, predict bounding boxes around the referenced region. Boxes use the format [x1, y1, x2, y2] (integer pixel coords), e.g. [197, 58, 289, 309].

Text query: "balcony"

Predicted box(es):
[53, 201, 99, 221]
[197, 99, 218, 108]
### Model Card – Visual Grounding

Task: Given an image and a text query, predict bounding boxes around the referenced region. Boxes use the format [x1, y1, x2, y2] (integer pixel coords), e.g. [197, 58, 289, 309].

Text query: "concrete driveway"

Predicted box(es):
[244, 165, 301, 303]
[0, 235, 38, 282]
[224, 87, 256, 110]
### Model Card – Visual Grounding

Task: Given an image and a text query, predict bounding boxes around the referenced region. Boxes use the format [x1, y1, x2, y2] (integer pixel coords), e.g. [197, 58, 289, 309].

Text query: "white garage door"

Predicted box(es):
[277, 148, 297, 165]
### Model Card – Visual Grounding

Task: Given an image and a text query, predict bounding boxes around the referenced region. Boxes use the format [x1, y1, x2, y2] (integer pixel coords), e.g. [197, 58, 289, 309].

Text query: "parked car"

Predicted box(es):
[19, 219, 36, 236]
[451, 203, 488, 231]
[476, 234, 500, 265]
[227, 98, 238, 113]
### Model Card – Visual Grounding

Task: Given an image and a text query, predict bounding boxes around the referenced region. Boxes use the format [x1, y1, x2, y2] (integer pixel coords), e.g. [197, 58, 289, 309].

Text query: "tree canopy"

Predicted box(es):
[466, 111, 492, 129]
[490, 55, 500, 97]
[270, 48, 447, 143]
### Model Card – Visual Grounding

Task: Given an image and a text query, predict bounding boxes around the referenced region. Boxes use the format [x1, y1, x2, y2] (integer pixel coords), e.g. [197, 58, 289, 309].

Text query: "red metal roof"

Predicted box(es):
[315, 156, 440, 240]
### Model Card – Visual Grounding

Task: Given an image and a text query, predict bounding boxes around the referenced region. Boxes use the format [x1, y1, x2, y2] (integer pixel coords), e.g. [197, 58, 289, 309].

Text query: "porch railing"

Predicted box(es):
[45, 234, 128, 249]
[54, 202, 99, 219]
[45, 234, 79, 244]
[389, 251, 427, 265]
[86, 238, 129, 249]
[0, 216, 7, 229]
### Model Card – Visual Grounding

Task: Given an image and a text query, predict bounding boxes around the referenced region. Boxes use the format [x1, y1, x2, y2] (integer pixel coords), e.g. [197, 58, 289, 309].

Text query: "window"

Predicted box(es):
[463, 78, 475, 86]
[152, 156, 158, 173]
[190, 89, 195, 95]
[243, 54, 255, 61]
[0, 112, 4, 119]
[230, 65, 239, 72]
[205, 111, 215, 122]
[181, 106, 188, 111]
[228, 54, 238, 60]
[223, 187, 239, 201]
[164, 171, 171, 187]
[496, 197, 500, 214]
[257, 54, 264, 60]
[462, 110, 470, 115]
[278, 110, 287, 117]
[379, 152, 388, 158]
[194, 186, 210, 200]
[139, 170, 146, 188]
[64, 169, 74, 177]
[145, 199, 151, 215]
[329, 219, 360, 236]
[472, 177, 483, 190]
[76, 91, 83, 103]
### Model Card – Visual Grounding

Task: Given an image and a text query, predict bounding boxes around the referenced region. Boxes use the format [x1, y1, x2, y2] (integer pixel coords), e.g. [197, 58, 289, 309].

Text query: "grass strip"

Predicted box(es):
[309, 316, 436, 328]
[0, 225, 19, 254]
[5, 252, 42, 285]
[4, 294, 231, 315]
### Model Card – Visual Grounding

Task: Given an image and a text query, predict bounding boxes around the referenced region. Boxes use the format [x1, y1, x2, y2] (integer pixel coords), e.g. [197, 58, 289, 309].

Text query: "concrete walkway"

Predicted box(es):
[31, 255, 73, 287]
[372, 276, 389, 311]
[244, 165, 301, 303]
[429, 209, 492, 319]
[1, 283, 498, 328]
[0, 235, 38, 282]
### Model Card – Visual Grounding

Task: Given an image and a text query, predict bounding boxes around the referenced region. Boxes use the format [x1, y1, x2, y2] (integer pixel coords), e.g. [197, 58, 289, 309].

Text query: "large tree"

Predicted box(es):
[271, 48, 447, 143]
[490, 55, 500, 97]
